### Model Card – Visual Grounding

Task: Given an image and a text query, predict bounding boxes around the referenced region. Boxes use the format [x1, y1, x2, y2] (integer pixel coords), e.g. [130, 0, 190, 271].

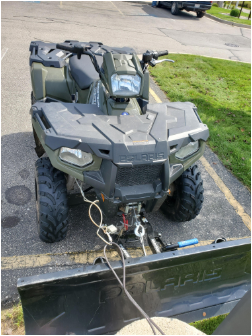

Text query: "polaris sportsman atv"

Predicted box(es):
[29, 40, 209, 244]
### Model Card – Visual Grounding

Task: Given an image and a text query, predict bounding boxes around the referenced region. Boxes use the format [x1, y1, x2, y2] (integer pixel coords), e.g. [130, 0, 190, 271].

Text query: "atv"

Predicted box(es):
[29, 40, 209, 245]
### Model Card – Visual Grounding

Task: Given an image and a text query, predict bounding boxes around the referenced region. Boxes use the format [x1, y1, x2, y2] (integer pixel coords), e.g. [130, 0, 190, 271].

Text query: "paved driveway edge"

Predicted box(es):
[205, 13, 251, 29]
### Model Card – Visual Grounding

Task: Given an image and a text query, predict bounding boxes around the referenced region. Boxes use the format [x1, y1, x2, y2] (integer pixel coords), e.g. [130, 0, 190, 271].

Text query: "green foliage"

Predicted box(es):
[5, 304, 24, 329]
[230, 8, 240, 16]
[190, 314, 228, 335]
[207, 6, 251, 25]
[212, 3, 219, 7]
[150, 54, 251, 188]
[239, 1, 251, 9]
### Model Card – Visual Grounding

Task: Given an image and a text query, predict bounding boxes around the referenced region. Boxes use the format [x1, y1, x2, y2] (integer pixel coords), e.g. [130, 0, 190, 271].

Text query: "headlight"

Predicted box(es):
[59, 148, 93, 167]
[175, 141, 199, 160]
[111, 74, 141, 96]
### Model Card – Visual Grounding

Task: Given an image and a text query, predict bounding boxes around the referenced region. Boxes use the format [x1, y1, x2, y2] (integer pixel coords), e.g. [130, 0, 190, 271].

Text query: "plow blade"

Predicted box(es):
[18, 238, 251, 335]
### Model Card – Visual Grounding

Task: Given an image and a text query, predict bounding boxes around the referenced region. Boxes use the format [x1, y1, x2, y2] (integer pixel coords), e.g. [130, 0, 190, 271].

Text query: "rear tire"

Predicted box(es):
[171, 2, 179, 15]
[156, 1, 162, 8]
[162, 165, 204, 222]
[197, 11, 205, 18]
[35, 157, 69, 243]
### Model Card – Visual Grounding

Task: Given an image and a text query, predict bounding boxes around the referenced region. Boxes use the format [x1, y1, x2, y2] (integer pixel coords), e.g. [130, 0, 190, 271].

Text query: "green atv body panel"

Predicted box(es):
[32, 117, 102, 181]
[30, 62, 142, 115]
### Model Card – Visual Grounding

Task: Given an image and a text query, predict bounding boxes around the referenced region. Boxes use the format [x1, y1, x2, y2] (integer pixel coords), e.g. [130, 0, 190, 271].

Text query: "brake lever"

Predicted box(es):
[156, 59, 174, 63]
[149, 58, 175, 67]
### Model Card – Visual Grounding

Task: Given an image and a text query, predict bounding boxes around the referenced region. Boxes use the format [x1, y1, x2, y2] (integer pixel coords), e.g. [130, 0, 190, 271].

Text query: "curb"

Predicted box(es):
[126, 1, 152, 4]
[168, 52, 250, 64]
[205, 13, 251, 29]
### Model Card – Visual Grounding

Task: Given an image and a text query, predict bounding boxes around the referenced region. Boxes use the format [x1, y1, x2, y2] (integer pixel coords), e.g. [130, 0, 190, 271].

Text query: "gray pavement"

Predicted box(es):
[1, 1, 251, 305]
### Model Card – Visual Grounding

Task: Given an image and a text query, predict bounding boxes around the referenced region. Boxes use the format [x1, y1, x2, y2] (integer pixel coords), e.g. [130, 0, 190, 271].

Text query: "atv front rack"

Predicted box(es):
[18, 238, 251, 335]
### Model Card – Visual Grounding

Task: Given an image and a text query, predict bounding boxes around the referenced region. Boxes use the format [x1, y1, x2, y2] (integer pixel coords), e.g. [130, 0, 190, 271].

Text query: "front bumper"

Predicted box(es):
[182, 2, 211, 11]
[84, 140, 206, 217]
[31, 100, 209, 216]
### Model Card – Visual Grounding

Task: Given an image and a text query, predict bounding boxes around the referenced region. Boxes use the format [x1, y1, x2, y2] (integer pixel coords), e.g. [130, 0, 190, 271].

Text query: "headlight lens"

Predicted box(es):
[59, 147, 93, 167]
[111, 74, 141, 96]
[175, 141, 199, 160]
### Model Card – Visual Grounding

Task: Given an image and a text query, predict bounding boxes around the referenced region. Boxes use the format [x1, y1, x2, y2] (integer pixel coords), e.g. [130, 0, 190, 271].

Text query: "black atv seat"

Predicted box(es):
[69, 55, 103, 90]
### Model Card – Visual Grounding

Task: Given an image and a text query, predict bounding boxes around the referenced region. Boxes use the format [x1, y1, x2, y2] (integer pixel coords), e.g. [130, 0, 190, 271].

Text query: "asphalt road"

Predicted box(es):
[1, 1, 251, 305]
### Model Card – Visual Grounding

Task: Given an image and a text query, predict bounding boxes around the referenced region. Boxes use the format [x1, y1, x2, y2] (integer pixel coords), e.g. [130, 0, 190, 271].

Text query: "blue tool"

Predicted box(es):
[163, 238, 198, 251]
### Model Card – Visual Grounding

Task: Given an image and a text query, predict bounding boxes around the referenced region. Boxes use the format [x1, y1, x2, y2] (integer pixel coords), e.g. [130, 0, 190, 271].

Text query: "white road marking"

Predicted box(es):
[1, 48, 8, 61]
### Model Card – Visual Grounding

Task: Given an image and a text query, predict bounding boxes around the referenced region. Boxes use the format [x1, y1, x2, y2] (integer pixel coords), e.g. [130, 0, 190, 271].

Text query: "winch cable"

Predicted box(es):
[103, 242, 165, 335]
[75, 179, 112, 245]
[75, 179, 164, 335]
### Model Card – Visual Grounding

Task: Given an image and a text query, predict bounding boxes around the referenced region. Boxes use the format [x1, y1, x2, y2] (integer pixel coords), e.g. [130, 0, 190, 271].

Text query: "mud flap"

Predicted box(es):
[17, 238, 251, 335]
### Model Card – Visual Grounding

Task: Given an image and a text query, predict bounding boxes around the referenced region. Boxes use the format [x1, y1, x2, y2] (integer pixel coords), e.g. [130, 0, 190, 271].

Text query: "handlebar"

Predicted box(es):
[156, 50, 168, 58]
[142, 49, 169, 64]
[56, 42, 102, 76]
[55, 43, 75, 52]
[55, 43, 170, 74]
[56, 43, 86, 59]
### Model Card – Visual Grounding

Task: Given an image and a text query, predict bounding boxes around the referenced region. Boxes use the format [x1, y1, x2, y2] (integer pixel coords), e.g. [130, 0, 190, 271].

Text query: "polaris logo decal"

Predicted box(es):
[120, 153, 164, 163]
[100, 268, 223, 302]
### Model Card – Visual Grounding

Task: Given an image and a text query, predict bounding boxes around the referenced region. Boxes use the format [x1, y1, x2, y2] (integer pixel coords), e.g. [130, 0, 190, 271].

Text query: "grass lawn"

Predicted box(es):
[207, 6, 251, 25]
[190, 314, 228, 335]
[1, 303, 25, 335]
[149, 54, 251, 188]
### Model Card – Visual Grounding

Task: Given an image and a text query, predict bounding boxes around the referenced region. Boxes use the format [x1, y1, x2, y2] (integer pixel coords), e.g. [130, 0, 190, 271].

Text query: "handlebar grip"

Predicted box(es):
[56, 43, 74, 52]
[157, 50, 168, 57]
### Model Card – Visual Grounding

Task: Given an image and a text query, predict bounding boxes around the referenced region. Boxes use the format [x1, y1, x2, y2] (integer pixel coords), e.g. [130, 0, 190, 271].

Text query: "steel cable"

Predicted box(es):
[103, 242, 165, 335]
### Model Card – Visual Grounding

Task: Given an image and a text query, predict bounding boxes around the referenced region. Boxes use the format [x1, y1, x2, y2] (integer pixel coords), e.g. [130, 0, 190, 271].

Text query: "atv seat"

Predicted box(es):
[69, 55, 103, 90]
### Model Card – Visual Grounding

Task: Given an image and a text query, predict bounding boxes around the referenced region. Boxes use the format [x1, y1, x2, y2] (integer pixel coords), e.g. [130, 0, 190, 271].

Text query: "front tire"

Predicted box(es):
[35, 157, 69, 243]
[197, 11, 205, 18]
[162, 165, 204, 222]
[171, 2, 179, 15]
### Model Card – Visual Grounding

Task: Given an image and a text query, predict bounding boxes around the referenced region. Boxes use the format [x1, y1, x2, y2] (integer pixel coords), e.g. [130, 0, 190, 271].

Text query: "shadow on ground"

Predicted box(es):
[131, 3, 201, 21]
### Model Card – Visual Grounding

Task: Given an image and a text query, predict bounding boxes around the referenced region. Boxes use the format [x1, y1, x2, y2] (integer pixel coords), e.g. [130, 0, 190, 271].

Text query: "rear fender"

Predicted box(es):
[30, 63, 72, 102]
